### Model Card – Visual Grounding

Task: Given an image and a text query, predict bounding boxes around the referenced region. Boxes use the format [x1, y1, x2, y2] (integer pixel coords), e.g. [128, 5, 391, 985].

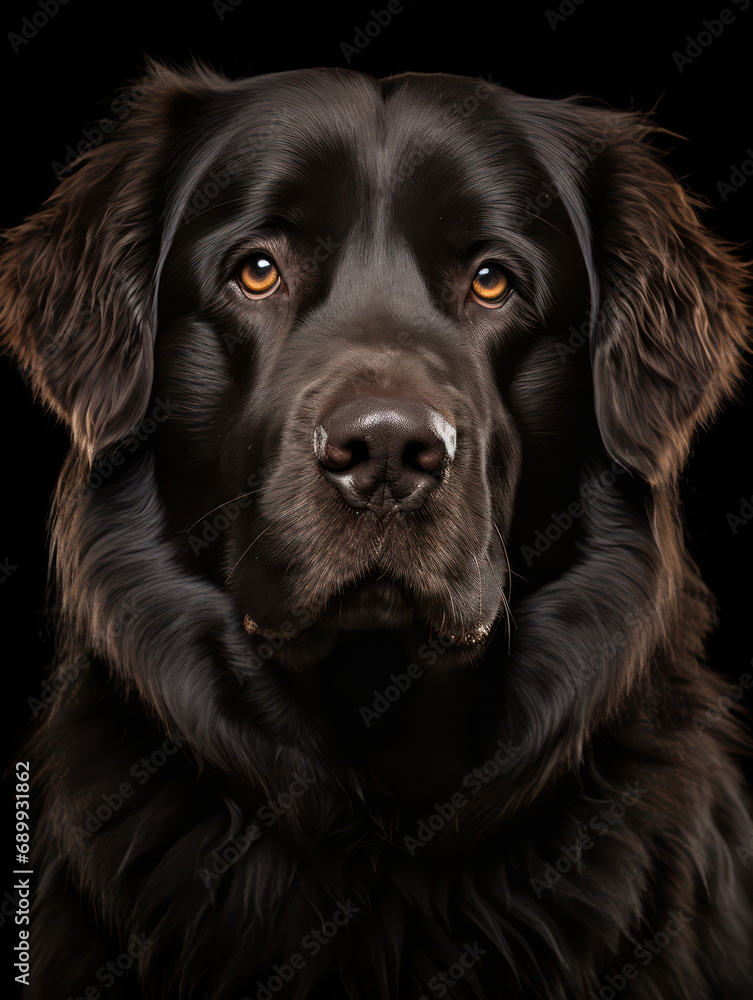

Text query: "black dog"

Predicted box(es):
[3, 63, 752, 999]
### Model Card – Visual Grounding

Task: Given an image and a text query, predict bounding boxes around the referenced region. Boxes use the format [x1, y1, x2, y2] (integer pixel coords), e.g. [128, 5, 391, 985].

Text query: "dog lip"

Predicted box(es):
[243, 576, 415, 640]
[240, 531, 508, 647]
[243, 577, 497, 647]
[243, 614, 300, 641]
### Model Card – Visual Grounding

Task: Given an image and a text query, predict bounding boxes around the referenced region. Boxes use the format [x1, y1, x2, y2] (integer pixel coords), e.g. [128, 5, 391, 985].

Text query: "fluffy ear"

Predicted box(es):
[515, 95, 750, 484]
[584, 113, 750, 484]
[0, 60, 228, 464]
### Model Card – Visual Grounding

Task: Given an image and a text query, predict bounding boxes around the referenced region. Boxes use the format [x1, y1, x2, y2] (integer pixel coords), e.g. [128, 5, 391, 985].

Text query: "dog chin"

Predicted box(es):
[242, 575, 500, 670]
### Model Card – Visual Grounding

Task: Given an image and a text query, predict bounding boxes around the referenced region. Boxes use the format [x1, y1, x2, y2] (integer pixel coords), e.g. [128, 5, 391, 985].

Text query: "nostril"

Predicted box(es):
[318, 437, 368, 472]
[314, 424, 373, 471]
[405, 440, 446, 476]
[320, 443, 352, 469]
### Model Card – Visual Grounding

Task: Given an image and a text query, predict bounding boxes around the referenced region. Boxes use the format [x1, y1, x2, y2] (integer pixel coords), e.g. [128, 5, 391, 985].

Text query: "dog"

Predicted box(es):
[2, 62, 752, 999]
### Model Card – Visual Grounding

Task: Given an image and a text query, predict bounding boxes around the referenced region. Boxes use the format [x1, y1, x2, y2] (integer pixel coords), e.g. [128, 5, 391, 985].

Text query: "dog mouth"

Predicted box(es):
[306, 576, 416, 631]
[233, 517, 509, 665]
[241, 571, 498, 651]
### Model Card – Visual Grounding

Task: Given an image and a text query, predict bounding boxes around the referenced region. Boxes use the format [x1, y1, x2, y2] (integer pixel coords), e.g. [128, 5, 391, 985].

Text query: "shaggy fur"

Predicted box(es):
[3, 63, 752, 999]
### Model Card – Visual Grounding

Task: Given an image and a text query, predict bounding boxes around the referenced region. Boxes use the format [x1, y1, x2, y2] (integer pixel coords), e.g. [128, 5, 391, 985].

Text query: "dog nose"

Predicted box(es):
[314, 396, 456, 514]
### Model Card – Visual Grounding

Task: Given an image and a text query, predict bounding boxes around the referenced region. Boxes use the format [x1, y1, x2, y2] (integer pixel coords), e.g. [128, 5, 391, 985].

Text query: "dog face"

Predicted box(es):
[151, 69, 597, 669]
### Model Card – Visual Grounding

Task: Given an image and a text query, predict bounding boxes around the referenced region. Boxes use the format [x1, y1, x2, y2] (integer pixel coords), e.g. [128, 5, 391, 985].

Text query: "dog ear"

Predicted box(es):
[0, 60, 227, 464]
[587, 115, 750, 484]
[518, 97, 750, 484]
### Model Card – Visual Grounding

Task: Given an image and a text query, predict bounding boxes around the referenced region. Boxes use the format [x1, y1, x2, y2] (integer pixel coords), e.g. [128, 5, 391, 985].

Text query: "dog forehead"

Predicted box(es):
[178, 69, 542, 242]
[217, 66, 515, 133]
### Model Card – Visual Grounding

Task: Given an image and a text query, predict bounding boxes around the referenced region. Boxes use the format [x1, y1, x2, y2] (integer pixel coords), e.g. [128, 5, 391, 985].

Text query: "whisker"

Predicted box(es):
[281, 553, 298, 586]
[485, 550, 515, 653]
[224, 523, 273, 583]
[472, 553, 484, 623]
[492, 521, 514, 604]
[185, 488, 265, 532]
[447, 582, 457, 630]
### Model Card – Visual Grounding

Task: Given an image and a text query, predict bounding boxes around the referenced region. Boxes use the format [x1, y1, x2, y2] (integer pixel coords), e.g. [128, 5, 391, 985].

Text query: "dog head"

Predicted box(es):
[1, 64, 748, 770]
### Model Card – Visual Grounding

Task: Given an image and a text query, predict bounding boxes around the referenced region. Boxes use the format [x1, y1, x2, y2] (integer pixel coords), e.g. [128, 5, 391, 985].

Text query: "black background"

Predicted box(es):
[1, 0, 752, 961]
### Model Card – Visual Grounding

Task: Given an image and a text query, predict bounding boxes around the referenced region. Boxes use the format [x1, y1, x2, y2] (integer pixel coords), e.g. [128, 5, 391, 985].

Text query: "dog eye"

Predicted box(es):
[470, 262, 510, 307]
[237, 252, 282, 298]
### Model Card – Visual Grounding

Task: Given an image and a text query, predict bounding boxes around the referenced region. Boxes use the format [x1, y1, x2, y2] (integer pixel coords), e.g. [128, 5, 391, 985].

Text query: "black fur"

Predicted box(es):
[3, 62, 752, 999]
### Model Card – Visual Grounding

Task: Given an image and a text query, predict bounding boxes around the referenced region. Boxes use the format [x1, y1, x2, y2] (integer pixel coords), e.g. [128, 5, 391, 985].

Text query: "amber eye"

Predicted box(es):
[237, 252, 281, 298]
[471, 262, 510, 307]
